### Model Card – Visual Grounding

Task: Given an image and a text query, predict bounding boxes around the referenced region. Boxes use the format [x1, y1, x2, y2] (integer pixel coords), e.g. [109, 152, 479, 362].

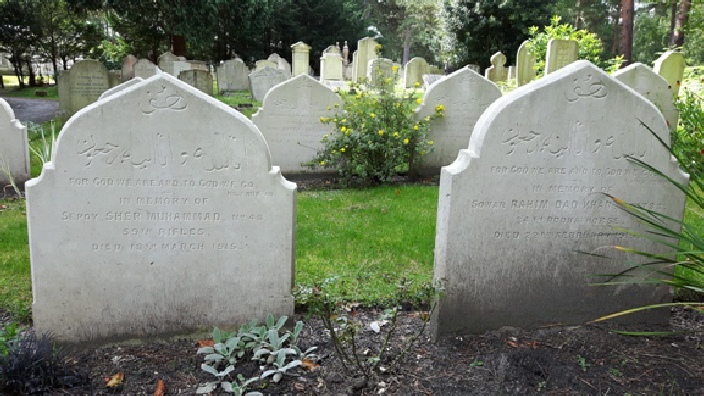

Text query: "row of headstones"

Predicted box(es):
[24, 59, 686, 343]
[485, 39, 688, 95]
[3, 49, 686, 189]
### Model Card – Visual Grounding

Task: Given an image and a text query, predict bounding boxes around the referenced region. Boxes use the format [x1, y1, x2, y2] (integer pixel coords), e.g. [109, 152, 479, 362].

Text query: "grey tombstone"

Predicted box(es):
[26, 73, 296, 343]
[252, 74, 341, 173]
[368, 58, 394, 85]
[516, 40, 536, 86]
[157, 52, 177, 76]
[414, 67, 501, 175]
[613, 63, 678, 134]
[653, 50, 686, 97]
[57, 71, 71, 113]
[249, 67, 287, 102]
[0, 98, 30, 187]
[466, 64, 480, 73]
[65, 59, 110, 114]
[484, 52, 507, 83]
[134, 58, 157, 79]
[545, 39, 579, 74]
[404, 57, 429, 88]
[178, 69, 213, 95]
[422, 74, 444, 89]
[431, 61, 687, 338]
[218, 58, 250, 94]
[121, 55, 137, 82]
[320, 53, 343, 82]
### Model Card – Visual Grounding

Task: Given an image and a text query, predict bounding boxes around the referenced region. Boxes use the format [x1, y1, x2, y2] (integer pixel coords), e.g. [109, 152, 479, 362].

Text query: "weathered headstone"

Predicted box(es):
[218, 58, 250, 94]
[0, 98, 30, 187]
[613, 63, 678, 134]
[516, 40, 536, 86]
[268, 53, 291, 78]
[26, 73, 296, 343]
[354, 37, 378, 82]
[368, 58, 394, 85]
[414, 67, 501, 174]
[320, 53, 343, 82]
[108, 70, 121, 88]
[323, 43, 341, 55]
[431, 61, 687, 338]
[422, 74, 444, 89]
[256, 59, 277, 71]
[252, 74, 340, 173]
[57, 71, 71, 113]
[121, 55, 137, 82]
[545, 39, 579, 74]
[466, 64, 480, 73]
[64, 59, 110, 114]
[249, 67, 287, 101]
[484, 52, 507, 83]
[653, 50, 686, 97]
[291, 42, 311, 76]
[98, 77, 144, 101]
[404, 57, 429, 88]
[157, 52, 177, 75]
[178, 69, 213, 95]
[134, 58, 157, 79]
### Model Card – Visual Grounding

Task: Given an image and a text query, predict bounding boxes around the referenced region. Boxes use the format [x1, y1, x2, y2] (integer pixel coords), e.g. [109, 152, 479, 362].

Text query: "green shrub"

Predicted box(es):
[674, 89, 704, 179]
[526, 16, 606, 76]
[309, 66, 444, 186]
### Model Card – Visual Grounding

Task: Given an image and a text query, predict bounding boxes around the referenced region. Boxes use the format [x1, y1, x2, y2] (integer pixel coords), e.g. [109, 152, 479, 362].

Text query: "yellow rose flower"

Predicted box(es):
[393, 132, 399, 138]
[341, 126, 347, 132]
[320, 160, 326, 165]
[428, 140, 434, 145]
[370, 113, 376, 118]
[378, 130, 384, 136]
[435, 104, 445, 112]
[341, 118, 347, 123]
[414, 82, 420, 87]
[403, 138, 409, 144]
[340, 147, 346, 153]
[425, 115, 430, 121]
[392, 65, 399, 72]
[413, 124, 419, 130]
[416, 98, 422, 104]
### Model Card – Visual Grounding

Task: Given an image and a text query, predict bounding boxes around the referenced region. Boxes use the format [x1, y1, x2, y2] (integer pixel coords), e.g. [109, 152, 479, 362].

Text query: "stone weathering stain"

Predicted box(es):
[431, 61, 687, 337]
[26, 73, 296, 343]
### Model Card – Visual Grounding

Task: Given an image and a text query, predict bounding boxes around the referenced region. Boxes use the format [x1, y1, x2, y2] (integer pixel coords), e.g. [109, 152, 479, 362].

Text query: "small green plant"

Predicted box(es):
[674, 89, 704, 179]
[309, 65, 444, 186]
[196, 314, 315, 394]
[608, 367, 624, 377]
[0, 155, 21, 197]
[302, 276, 439, 383]
[27, 120, 57, 166]
[0, 322, 20, 356]
[577, 355, 590, 372]
[469, 358, 484, 367]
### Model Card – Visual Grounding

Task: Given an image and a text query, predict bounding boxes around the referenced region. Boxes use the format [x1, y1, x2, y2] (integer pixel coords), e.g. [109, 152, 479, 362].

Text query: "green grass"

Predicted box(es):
[676, 183, 704, 290]
[1, 75, 58, 99]
[213, 90, 261, 119]
[0, 199, 31, 323]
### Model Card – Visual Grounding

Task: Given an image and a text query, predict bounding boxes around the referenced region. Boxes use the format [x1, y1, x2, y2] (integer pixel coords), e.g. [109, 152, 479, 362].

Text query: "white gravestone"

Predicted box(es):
[404, 57, 429, 88]
[157, 52, 177, 76]
[178, 69, 213, 95]
[613, 63, 678, 134]
[653, 50, 686, 97]
[134, 58, 157, 79]
[249, 67, 287, 102]
[484, 52, 507, 83]
[545, 39, 579, 74]
[516, 40, 536, 86]
[320, 53, 343, 82]
[65, 59, 110, 114]
[291, 42, 311, 77]
[26, 73, 296, 343]
[414, 67, 501, 175]
[218, 58, 250, 94]
[252, 75, 340, 173]
[0, 99, 30, 187]
[354, 37, 378, 82]
[431, 61, 687, 337]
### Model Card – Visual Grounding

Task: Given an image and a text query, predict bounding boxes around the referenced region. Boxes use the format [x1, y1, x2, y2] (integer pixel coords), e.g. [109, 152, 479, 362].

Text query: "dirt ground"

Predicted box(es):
[46, 306, 704, 395]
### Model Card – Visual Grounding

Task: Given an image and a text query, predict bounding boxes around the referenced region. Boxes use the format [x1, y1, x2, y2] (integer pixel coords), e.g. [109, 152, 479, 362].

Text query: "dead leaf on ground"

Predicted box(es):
[197, 339, 214, 348]
[301, 358, 320, 371]
[153, 379, 165, 396]
[105, 372, 124, 387]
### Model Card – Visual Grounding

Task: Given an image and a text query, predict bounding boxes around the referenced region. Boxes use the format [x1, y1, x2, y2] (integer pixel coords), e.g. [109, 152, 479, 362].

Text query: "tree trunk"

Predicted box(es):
[611, 1, 621, 56]
[620, 0, 634, 65]
[402, 28, 412, 66]
[672, 0, 691, 48]
[27, 55, 37, 87]
[669, 1, 678, 47]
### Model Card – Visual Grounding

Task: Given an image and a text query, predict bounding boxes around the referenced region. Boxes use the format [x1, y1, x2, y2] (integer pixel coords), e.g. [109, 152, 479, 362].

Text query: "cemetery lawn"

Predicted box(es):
[0, 76, 58, 99]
